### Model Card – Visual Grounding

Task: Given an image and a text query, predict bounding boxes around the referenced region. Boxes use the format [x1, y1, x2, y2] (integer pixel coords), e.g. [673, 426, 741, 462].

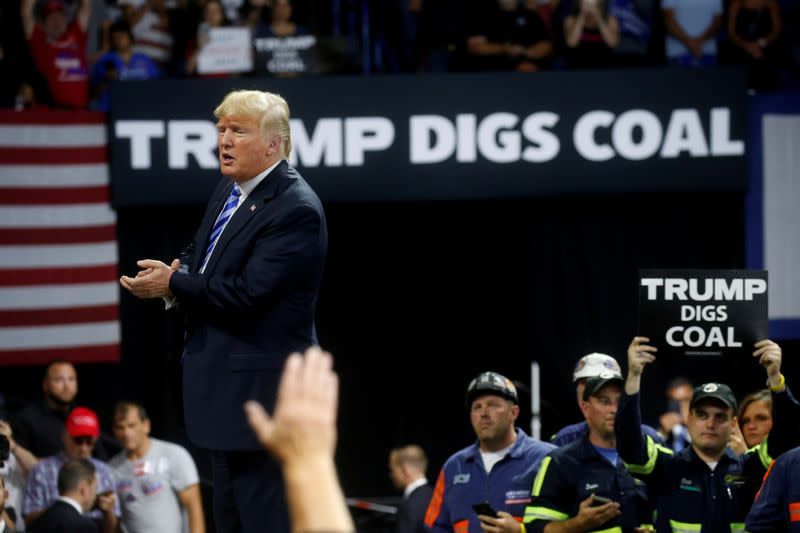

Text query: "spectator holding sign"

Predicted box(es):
[185, 0, 230, 76]
[616, 336, 798, 532]
[252, 0, 317, 77]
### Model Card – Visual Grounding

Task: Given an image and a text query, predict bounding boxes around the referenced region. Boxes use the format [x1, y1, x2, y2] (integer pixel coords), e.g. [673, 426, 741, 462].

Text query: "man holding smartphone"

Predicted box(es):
[424, 372, 555, 533]
[524, 368, 652, 532]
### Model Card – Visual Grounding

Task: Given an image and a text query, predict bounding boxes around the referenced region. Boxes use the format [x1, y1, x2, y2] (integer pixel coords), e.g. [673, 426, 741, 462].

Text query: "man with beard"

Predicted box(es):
[425, 372, 555, 533]
[617, 337, 796, 532]
[524, 371, 650, 532]
[13, 362, 78, 459]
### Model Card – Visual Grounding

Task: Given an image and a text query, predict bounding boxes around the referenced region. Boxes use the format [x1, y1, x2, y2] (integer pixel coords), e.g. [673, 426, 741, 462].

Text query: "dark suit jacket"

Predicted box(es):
[170, 161, 327, 450]
[28, 500, 98, 533]
[396, 482, 434, 533]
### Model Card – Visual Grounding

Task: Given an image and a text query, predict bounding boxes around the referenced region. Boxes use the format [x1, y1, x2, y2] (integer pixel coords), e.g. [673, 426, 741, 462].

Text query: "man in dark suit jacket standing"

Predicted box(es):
[29, 459, 99, 533]
[120, 90, 328, 533]
[389, 445, 433, 533]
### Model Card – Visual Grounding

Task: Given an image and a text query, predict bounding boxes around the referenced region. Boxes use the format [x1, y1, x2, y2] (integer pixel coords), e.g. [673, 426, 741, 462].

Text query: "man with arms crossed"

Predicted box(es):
[108, 402, 204, 533]
[120, 90, 328, 533]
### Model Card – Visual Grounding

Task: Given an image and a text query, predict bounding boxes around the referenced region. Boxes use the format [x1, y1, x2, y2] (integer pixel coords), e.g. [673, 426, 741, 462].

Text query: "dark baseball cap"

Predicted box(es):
[690, 382, 737, 411]
[582, 372, 624, 401]
[466, 371, 518, 406]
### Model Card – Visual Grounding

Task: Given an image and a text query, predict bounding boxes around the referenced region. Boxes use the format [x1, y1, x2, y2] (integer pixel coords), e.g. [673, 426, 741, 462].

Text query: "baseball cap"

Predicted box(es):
[573, 353, 622, 382]
[66, 407, 100, 438]
[582, 372, 624, 401]
[690, 383, 737, 411]
[466, 371, 518, 406]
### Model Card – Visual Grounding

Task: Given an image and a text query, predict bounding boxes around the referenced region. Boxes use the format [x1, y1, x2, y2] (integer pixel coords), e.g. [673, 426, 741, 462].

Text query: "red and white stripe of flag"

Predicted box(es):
[0, 111, 120, 366]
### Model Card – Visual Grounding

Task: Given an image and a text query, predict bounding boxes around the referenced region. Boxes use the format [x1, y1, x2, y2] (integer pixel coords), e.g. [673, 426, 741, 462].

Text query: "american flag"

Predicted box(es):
[0, 111, 119, 366]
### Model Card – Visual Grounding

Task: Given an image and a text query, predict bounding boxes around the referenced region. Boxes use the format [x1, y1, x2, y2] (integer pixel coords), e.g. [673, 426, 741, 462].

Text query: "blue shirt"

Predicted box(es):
[746, 445, 800, 532]
[425, 429, 555, 533]
[90, 51, 160, 111]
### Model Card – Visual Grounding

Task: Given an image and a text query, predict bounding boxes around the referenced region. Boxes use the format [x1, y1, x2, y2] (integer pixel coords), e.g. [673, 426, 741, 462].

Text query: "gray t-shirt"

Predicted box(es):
[109, 438, 200, 533]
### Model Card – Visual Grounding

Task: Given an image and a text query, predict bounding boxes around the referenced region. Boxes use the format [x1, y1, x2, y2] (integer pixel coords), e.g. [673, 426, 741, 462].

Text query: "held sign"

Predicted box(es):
[638, 270, 768, 357]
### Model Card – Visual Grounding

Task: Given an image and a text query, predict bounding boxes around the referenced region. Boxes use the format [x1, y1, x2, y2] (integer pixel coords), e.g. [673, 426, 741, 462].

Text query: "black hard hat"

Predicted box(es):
[466, 371, 519, 406]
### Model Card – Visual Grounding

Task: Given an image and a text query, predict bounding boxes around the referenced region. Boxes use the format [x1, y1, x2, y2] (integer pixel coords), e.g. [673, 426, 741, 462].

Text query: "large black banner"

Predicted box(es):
[109, 68, 747, 206]
[638, 269, 769, 358]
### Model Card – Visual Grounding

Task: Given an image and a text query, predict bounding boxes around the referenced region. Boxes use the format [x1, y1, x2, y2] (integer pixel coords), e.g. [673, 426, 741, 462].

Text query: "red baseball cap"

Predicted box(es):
[66, 407, 100, 438]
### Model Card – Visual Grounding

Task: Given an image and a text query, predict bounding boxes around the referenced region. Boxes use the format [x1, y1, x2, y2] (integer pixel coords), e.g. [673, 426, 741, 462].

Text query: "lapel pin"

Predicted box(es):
[250, 204, 256, 212]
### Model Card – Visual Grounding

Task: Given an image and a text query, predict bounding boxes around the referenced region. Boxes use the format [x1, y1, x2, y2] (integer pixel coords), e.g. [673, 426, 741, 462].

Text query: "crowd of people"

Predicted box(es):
[0, 0, 798, 111]
[386, 337, 799, 533]
[3, 337, 797, 532]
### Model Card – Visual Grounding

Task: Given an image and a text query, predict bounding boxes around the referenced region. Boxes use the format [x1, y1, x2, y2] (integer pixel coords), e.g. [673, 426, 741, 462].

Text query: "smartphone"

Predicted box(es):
[590, 494, 613, 506]
[472, 501, 499, 518]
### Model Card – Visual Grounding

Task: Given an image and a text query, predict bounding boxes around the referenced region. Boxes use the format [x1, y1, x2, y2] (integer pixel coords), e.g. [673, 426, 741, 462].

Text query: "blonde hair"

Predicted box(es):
[214, 90, 292, 159]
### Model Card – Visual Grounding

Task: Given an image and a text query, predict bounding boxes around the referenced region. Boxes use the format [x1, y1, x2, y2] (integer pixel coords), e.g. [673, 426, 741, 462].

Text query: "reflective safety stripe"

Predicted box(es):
[750, 436, 773, 469]
[639, 524, 655, 532]
[670, 520, 702, 533]
[532, 456, 552, 497]
[523, 506, 569, 522]
[625, 435, 670, 475]
[789, 502, 800, 522]
[454, 519, 469, 533]
[591, 528, 622, 533]
[729, 522, 746, 533]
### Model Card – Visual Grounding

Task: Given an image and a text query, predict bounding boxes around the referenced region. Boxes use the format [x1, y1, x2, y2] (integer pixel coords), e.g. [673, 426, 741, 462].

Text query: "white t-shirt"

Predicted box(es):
[480, 443, 515, 473]
[108, 438, 200, 533]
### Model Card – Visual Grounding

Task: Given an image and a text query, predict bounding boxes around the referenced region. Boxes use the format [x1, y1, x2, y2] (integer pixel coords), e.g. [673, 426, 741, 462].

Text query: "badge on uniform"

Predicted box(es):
[454, 474, 471, 485]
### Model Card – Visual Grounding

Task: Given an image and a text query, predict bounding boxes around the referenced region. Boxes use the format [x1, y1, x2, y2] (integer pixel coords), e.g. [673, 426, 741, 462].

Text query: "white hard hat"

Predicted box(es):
[572, 352, 622, 382]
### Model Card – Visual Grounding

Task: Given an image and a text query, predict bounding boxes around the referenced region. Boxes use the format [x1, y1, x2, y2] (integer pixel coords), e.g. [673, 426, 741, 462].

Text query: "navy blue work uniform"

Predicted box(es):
[524, 431, 651, 533]
[747, 445, 800, 532]
[616, 389, 799, 533]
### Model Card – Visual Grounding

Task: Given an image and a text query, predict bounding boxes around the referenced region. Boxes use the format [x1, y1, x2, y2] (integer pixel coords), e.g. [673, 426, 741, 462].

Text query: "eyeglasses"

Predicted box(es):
[72, 436, 96, 446]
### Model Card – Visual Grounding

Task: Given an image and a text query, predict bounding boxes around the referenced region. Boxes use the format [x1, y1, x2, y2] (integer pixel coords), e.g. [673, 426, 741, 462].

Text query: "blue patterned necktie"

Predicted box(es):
[200, 184, 241, 272]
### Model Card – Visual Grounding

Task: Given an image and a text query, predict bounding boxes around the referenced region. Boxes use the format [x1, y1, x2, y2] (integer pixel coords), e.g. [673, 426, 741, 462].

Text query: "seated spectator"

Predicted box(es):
[19, 0, 91, 109]
[737, 389, 773, 448]
[564, 0, 620, 68]
[727, 0, 782, 90]
[252, 0, 318, 76]
[466, 0, 553, 72]
[22, 408, 118, 532]
[108, 401, 205, 533]
[28, 459, 100, 533]
[245, 347, 354, 533]
[662, 0, 723, 67]
[90, 20, 160, 111]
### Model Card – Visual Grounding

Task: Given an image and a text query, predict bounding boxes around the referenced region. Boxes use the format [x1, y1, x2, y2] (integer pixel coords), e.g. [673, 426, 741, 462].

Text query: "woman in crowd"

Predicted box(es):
[727, 0, 782, 90]
[563, 0, 619, 68]
[738, 389, 773, 449]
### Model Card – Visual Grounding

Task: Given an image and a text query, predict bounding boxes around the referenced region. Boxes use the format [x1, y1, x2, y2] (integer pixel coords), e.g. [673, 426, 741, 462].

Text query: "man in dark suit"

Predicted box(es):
[29, 459, 98, 533]
[120, 89, 328, 533]
[389, 445, 433, 533]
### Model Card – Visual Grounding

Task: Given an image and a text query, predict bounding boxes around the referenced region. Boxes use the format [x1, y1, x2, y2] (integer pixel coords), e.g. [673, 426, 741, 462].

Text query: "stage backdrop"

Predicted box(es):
[108, 68, 747, 206]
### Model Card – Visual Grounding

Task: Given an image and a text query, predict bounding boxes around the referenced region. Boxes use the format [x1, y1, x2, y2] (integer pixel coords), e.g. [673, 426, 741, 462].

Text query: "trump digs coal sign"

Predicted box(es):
[638, 270, 768, 357]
